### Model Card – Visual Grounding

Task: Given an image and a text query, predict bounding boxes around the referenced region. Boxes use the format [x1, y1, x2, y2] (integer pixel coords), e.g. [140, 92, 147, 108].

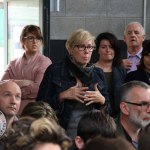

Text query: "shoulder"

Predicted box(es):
[8, 57, 22, 66]
[37, 53, 52, 64]
[125, 70, 139, 82]
[113, 66, 127, 76]
[93, 66, 104, 74]
[45, 61, 65, 73]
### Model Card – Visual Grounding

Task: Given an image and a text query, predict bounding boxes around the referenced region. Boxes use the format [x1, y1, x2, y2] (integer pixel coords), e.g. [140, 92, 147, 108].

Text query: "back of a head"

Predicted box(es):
[3, 116, 35, 150]
[83, 136, 136, 150]
[4, 117, 71, 150]
[21, 101, 58, 122]
[77, 109, 117, 143]
[139, 123, 150, 150]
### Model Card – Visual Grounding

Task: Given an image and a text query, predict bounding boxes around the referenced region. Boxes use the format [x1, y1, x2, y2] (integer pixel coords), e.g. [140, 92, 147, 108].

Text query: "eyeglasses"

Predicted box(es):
[24, 36, 43, 42]
[124, 101, 150, 111]
[74, 45, 95, 52]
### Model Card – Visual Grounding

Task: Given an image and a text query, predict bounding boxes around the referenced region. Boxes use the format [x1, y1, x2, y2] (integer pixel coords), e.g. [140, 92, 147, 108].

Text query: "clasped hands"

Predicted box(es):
[59, 83, 105, 105]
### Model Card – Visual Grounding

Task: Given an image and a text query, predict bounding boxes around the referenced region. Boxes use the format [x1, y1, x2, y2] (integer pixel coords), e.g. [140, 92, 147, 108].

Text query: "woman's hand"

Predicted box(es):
[59, 83, 89, 103]
[84, 83, 105, 105]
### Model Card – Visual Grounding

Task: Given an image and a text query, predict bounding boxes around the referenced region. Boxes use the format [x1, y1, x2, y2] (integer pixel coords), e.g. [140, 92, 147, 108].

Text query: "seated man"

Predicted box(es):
[75, 109, 117, 150]
[0, 80, 21, 130]
[117, 81, 150, 149]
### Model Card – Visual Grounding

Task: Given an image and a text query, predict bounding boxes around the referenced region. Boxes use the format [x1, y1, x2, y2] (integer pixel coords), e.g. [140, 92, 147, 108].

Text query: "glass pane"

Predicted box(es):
[0, 2, 4, 78]
[7, 0, 40, 62]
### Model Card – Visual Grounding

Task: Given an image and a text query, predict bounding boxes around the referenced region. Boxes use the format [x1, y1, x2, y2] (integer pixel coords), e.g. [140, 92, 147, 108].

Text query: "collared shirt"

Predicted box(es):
[116, 118, 139, 149]
[127, 48, 143, 73]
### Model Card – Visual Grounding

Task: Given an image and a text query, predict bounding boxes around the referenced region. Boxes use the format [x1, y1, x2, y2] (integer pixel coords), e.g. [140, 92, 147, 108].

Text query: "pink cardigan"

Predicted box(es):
[1, 52, 52, 113]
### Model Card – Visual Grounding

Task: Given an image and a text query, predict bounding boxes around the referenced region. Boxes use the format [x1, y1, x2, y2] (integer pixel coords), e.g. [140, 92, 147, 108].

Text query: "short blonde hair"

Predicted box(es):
[65, 29, 95, 50]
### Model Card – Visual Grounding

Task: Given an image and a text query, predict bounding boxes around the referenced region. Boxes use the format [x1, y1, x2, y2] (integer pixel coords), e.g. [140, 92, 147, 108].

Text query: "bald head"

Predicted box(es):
[0, 80, 21, 117]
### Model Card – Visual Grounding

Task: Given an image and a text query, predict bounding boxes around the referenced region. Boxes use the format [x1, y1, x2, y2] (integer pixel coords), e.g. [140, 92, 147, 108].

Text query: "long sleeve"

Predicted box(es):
[1, 53, 52, 100]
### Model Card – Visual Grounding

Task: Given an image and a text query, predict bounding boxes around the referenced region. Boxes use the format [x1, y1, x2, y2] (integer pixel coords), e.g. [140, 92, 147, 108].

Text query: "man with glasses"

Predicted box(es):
[117, 81, 150, 149]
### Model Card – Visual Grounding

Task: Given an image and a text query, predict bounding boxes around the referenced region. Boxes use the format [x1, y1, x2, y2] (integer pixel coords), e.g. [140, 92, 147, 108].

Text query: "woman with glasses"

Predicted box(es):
[1, 25, 52, 114]
[94, 32, 126, 117]
[36, 29, 108, 139]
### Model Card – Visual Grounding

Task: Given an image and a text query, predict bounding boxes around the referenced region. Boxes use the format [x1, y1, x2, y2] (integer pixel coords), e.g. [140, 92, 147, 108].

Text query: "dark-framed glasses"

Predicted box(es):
[74, 44, 95, 52]
[24, 36, 43, 42]
[124, 101, 150, 111]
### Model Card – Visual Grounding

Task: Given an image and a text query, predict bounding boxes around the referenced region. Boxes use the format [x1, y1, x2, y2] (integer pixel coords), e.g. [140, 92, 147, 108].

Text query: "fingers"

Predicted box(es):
[85, 101, 94, 106]
[121, 59, 132, 69]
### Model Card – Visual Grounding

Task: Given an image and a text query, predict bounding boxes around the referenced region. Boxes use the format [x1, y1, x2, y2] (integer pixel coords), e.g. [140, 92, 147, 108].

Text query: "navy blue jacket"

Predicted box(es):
[110, 66, 126, 117]
[125, 70, 149, 85]
[36, 58, 108, 129]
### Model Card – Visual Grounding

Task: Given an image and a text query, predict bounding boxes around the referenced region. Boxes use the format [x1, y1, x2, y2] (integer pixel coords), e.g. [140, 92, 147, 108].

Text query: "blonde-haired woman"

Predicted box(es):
[37, 29, 108, 139]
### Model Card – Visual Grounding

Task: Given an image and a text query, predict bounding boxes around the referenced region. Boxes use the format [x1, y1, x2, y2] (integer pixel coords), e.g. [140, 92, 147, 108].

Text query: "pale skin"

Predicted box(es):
[33, 143, 61, 150]
[121, 23, 145, 70]
[120, 87, 150, 142]
[59, 40, 105, 105]
[95, 39, 115, 72]
[14, 33, 42, 88]
[0, 81, 21, 129]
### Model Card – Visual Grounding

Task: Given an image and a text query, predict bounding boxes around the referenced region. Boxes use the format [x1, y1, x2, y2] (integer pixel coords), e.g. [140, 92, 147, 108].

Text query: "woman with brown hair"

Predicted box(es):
[1, 25, 52, 113]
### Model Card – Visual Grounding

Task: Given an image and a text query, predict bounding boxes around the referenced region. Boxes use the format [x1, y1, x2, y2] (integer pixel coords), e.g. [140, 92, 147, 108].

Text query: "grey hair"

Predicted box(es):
[124, 22, 145, 36]
[120, 81, 150, 102]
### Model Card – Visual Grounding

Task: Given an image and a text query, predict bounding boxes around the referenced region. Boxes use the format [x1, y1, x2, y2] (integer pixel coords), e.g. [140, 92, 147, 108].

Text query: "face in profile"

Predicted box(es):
[143, 54, 150, 72]
[33, 143, 61, 150]
[0, 81, 21, 117]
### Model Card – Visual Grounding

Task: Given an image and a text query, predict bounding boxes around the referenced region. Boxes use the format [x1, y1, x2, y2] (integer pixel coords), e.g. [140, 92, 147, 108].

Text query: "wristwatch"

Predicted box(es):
[0, 110, 7, 138]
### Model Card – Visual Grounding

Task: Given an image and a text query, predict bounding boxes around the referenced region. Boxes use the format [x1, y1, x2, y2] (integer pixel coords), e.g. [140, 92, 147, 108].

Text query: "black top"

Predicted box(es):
[125, 70, 150, 85]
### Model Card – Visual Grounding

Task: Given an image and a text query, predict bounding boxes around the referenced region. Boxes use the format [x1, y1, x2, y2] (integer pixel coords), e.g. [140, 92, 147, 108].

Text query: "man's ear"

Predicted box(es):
[75, 136, 84, 150]
[143, 34, 146, 41]
[120, 102, 130, 115]
[123, 35, 126, 43]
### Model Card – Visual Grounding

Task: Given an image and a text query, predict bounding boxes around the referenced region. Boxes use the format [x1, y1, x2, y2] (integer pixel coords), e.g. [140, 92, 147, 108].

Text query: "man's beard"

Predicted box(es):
[129, 112, 150, 129]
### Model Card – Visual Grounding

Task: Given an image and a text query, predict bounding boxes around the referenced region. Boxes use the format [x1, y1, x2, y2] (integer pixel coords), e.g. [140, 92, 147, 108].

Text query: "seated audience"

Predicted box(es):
[36, 28, 108, 139]
[3, 117, 71, 150]
[116, 81, 150, 149]
[21, 101, 58, 123]
[138, 123, 150, 150]
[75, 109, 117, 150]
[1, 25, 52, 114]
[125, 41, 150, 85]
[83, 135, 136, 150]
[95, 32, 126, 117]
